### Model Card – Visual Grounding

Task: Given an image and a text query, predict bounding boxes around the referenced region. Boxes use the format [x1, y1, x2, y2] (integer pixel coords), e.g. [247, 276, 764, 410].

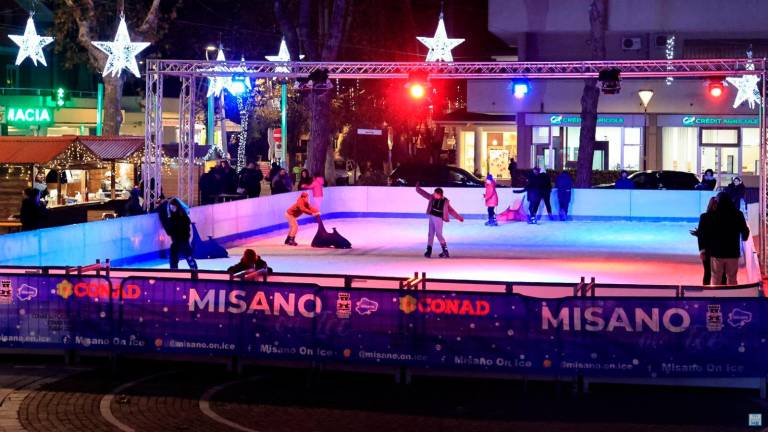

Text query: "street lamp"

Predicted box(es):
[637, 89, 654, 171]
[204, 45, 217, 61]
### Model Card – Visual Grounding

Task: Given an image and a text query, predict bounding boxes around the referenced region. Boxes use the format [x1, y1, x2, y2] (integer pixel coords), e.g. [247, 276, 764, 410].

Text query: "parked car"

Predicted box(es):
[594, 170, 700, 190]
[388, 163, 486, 187]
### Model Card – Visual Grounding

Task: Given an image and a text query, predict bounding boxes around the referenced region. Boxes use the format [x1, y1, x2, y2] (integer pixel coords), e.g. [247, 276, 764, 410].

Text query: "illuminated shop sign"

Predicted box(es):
[2, 107, 54, 126]
[548, 115, 625, 125]
[680, 116, 759, 126]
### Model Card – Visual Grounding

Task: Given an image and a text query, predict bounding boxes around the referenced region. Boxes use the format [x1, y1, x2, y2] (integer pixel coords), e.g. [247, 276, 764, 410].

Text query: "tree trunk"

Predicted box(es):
[101, 75, 125, 136]
[574, 0, 607, 188]
[307, 90, 333, 177]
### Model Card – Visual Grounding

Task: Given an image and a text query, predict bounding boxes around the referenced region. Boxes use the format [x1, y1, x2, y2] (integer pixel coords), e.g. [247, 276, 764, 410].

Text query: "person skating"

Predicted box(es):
[415, 184, 464, 258]
[701, 192, 750, 285]
[483, 174, 498, 226]
[692, 197, 725, 285]
[284, 192, 320, 246]
[515, 167, 545, 224]
[537, 168, 554, 220]
[301, 172, 325, 210]
[724, 176, 746, 210]
[158, 197, 198, 270]
[555, 171, 573, 221]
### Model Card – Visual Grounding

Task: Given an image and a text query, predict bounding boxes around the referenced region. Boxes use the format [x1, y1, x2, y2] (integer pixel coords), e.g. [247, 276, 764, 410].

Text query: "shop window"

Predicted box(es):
[596, 127, 622, 171]
[461, 131, 475, 174]
[623, 127, 641, 171]
[532, 126, 549, 144]
[565, 127, 580, 163]
[702, 128, 738, 145]
[742, 128, 760, 175]
[662, 127, 697, 173]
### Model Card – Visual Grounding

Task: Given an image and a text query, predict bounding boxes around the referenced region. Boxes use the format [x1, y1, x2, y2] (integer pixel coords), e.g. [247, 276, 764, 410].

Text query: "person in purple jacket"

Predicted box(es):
[415, 184, 464, 258]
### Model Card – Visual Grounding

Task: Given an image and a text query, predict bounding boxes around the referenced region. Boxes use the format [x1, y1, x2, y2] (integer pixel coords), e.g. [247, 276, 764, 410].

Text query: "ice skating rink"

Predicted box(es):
[134, 217, 751, 286]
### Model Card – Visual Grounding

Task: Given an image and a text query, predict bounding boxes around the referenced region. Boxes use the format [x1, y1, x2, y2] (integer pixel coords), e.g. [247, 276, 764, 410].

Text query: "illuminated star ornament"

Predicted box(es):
[417, 12, 464, 62]
[91, 16, 150, 78]
[206, 48, 231, 97]
[265, 38, 304, 73]
[725, 49, 761, 110]
[8, 15, 54, 67]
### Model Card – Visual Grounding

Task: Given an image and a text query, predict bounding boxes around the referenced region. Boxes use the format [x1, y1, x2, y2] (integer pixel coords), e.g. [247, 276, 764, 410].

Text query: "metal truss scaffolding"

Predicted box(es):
[143, 58, 768, 272]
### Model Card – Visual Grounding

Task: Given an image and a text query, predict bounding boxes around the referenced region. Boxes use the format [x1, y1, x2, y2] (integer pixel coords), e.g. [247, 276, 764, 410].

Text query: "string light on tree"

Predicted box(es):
[665, 35, 675, 86]
[8, 14, 54, 67]
[91, 16, 150, 78]
[724, 48, 761, 110]
[417, 12, 464, 62]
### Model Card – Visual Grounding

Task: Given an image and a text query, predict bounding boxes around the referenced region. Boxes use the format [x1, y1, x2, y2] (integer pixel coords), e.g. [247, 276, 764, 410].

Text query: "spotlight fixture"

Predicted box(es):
[598, 68, 621, 94]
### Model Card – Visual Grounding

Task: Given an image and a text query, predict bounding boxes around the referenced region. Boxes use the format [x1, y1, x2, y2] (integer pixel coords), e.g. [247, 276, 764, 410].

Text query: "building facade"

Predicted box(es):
[454, 0, 768, 187]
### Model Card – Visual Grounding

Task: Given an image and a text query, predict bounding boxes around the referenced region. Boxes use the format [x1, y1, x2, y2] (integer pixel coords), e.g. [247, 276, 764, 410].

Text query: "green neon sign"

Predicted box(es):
[681, 116, 758, 126]
[5, 107, 53, 126]
[549, 115, 625, 125]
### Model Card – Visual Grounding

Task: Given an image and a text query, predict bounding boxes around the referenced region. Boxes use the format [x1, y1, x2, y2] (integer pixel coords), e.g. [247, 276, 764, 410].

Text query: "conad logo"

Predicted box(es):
[56, 279, 141, 300]
[399, 295, 490, 316]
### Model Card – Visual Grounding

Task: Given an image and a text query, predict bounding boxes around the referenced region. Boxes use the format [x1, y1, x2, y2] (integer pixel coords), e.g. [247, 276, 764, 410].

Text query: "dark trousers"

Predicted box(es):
[558, 190, 572, 218]
[542, 191, 552, 215]
[528, 192, 541, 218]
[487, 207, 496, 221]
[170, 240, 198, 270]
[702, 253, 726, 285]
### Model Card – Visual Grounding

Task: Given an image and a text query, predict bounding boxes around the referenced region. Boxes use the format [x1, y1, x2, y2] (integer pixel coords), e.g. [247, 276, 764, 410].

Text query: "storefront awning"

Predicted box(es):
[0, 136, 79, 164]
[79, 136, 144, 161]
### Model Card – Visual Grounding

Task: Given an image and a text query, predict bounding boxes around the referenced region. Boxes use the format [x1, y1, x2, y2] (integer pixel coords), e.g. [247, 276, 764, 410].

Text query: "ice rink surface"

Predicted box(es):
[131, 217, 749, 286]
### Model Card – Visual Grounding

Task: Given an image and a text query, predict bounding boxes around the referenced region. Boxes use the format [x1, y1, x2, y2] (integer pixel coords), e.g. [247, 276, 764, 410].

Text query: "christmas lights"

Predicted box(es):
[8, 15, 54, 67]
[725, 48, 761, 110]
[265, 38, 304, 73]
[91, 16, 150, 78]
[665, 35, 675, 86]
[417, 12, 464, 62]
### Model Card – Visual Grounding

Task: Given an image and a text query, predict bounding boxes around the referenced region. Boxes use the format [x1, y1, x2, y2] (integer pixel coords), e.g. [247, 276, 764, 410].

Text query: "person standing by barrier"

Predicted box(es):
[615, 170, 634, 189]
[237, 162, 264, 198]
[20, 188, 46, 231]
[301, 172, 325, 210]
[483, 174, 498, 226]
[515, 167, 543, 224]
[706, 192, 749, 285]
[416, 184, 464, 258]
[697, 169, 717, 191]
[284, 192, 320, 246]
[725, 176, 746, 211]
[555, 171, 573, 221]
[271, 169, 293, 194]
[158, 197, 198, 270]
[692, 197, 725, 286]
[508, 158, 517, 186]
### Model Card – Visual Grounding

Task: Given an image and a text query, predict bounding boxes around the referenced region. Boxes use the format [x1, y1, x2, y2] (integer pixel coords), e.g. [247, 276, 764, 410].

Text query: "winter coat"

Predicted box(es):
[699, 206, 749, 259]
[484, 180, 498, 207]
[238, 167, 264, 197]
[537, 172, 552, 193]
[725, 182, 746, 207]
[158, 198, 192, 242]
[555, 172, 573, 192]
[20, 198, 46, 231]
[415, 186, 464, 222]
[697, 178, 717, 191]
[301, 177, 324, 198]
[227, 258, 268, 274]
[271, 175, 293, 194]
[286, 192, 319, 217]
[615, 178, 635, 189]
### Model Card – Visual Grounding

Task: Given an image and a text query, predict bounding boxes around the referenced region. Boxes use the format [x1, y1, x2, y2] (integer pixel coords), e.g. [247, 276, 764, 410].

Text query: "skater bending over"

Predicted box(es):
[158, 197, 198, 270]
[415, 185, 464, 258]
[484, 174, 498, 226]
[284, 192, 320, 246]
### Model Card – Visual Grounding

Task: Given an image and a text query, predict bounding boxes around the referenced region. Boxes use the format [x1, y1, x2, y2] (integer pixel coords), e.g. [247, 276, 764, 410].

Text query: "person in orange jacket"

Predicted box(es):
[415, 185, 464, 258]
[284, 192, 320, 246]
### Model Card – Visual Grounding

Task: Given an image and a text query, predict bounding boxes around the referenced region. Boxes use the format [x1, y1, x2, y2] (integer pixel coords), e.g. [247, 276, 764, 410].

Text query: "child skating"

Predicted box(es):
[415, 184, 464, 258]
[484, 174, 498, 226]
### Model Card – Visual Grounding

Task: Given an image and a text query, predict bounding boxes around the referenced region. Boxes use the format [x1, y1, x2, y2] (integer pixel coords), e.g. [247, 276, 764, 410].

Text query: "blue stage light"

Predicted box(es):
[510, 81, 529, 99]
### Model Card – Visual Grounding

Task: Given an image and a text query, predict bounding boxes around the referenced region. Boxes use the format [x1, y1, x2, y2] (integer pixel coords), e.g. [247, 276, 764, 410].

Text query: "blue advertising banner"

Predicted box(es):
[0, 273, 764, 379]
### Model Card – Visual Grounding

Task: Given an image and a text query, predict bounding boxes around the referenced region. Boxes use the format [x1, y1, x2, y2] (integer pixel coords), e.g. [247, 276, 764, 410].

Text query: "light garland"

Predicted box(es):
[417, 12, 464, 62]
[91, 16, 150, 78]
[665, 35, 675, 86]
[8, 14, 54, 67]
[724, 48, 761, 110]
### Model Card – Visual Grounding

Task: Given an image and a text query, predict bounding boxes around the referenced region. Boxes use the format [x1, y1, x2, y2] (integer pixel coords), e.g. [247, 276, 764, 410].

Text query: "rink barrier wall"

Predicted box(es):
[0, 187, 720, 268]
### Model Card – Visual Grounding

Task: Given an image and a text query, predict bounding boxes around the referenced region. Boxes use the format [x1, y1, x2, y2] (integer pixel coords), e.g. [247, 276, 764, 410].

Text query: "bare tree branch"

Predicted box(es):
[137, 0, 162, 40]
[320, 0, 347, 60]
[62, 0, 105, 68]
[298, 0, 317, 60]
[273, 0, 301, 59]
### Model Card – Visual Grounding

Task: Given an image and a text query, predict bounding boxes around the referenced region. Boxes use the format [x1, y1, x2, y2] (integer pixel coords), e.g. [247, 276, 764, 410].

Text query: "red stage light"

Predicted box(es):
[409, 83, 426, 99]
[708, 82, 724, 98]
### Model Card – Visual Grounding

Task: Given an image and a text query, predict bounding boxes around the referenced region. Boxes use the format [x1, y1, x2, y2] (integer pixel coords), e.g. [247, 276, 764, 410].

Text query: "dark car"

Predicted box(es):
[389, 163, 485, 187]
[595, 170, 700, 190]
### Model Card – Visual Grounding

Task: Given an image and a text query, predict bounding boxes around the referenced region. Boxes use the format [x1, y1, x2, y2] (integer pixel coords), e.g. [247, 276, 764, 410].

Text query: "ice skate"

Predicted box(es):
[439, 245, 450, 258]
[286, 236, 298, 246]
[424, 246, 432, 258]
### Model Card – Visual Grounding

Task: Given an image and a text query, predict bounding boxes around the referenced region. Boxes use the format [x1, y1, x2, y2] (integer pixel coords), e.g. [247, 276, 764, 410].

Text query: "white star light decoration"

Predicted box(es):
[724, 51, 761, 110]
[8, 15, 54, 66]
[91, 16, 150, 78]
[206, 50, 251, 97]
[265, 38, 304, 73]
[417, 13, 464, 62]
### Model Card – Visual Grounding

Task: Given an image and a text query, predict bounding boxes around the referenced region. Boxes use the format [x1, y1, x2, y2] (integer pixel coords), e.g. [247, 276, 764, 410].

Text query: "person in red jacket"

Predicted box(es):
[284, 192, 320, 246]
[301, 173, 325, 210]
[483, 174, 498, 226]
[415, 185, 464, 258]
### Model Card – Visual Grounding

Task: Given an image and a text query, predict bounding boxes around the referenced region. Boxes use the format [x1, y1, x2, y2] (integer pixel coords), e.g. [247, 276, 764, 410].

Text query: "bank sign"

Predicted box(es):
[680, 115, 759, 126]
[549, 114, 625, 126]
[1, 107, 54, 126]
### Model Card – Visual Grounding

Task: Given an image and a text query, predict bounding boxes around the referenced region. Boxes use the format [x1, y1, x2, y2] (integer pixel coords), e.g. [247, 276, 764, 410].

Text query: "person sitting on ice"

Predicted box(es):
[227, 248, 271, 275]
[284, 192, 320, 246]
[483, 174, 498, 226]
[415, 184, 464, 258]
